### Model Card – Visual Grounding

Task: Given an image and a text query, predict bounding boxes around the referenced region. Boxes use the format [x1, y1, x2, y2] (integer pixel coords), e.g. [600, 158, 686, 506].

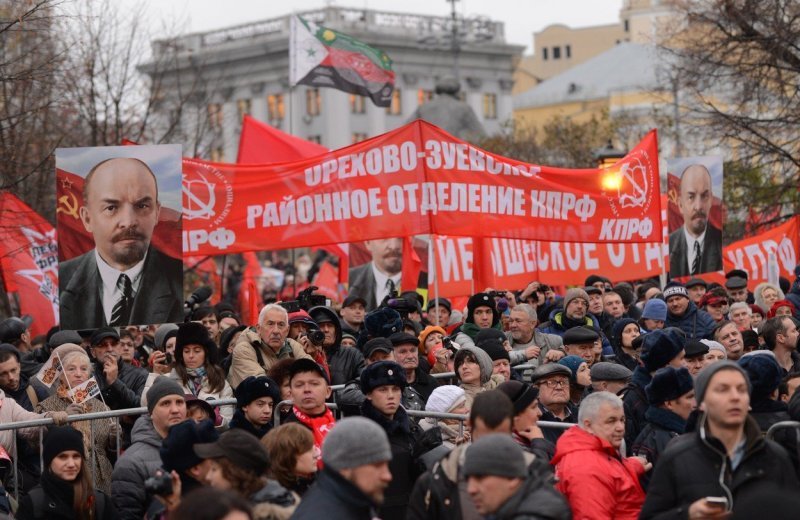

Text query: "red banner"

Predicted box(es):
[182, 121, 662, 255]
[722, 216, 799, 287]
[237, 115, 328, 164]
[0, 193, 59, 335]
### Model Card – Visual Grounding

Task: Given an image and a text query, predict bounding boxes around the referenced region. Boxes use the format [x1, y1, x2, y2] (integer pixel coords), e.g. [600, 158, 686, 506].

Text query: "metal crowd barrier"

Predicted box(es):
[0, 398, 237, 503]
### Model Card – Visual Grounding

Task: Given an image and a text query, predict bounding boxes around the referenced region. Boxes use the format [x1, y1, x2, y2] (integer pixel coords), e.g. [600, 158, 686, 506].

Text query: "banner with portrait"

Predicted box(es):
[666, 156, 724, 279]
[55, 145, 183, 329]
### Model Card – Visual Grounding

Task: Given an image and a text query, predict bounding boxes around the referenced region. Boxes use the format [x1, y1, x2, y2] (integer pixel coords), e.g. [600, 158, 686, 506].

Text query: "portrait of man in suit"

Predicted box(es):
[59, 156, 183, 329]
[348, 238, 402, 311]
[669, 163, 723, 278]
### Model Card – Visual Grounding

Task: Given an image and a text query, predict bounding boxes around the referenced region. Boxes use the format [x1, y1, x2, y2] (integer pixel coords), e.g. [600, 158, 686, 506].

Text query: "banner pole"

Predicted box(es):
[430, 236, 440, 324]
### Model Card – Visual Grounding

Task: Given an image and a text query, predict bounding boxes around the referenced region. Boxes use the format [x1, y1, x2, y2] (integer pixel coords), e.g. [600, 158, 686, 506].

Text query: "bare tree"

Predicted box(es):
[660, 0, 800, 228]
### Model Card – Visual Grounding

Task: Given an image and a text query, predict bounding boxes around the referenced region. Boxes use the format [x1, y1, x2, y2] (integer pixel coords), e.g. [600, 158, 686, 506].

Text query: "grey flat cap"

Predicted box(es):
[590, 362, 633, 382]
[531, 363, 572, 382]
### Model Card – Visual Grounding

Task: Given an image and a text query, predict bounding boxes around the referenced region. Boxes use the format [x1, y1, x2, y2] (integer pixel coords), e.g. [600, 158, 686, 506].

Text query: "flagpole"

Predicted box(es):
[431, 236, 441, 326]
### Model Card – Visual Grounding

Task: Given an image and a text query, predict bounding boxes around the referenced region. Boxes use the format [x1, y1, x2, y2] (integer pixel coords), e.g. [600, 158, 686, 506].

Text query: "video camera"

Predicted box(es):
[380, 290, 419, 318]
[278, 286, 329, 313]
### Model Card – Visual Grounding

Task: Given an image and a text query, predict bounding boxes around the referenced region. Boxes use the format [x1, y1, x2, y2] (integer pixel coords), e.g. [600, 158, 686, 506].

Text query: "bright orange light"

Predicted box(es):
[601, 172, 622, 191]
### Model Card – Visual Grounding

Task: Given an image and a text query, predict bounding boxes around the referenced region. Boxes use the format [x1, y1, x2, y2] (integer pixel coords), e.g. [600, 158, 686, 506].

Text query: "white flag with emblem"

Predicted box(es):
[289, 16, 328, 86]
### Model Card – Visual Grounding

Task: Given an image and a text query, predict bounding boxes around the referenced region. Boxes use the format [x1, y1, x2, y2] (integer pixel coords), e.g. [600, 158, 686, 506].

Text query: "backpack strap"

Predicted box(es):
[251, 341, 267, 373]
[28, 487, 45, 520]
[25, 385, 39, 409]
[94, 491, 106, 519]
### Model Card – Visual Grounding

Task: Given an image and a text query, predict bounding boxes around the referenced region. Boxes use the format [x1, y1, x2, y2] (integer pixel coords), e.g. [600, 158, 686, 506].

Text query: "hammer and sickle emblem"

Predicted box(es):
[57, 193, 80, 219]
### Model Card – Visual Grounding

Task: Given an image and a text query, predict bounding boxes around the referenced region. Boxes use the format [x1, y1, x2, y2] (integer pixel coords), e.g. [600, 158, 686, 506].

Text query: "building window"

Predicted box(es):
[385, 89, 402, 115]
[483, 93, 497, 120]
[417, 89, 434, 106]
[542, 47, 548, 60]
[210, 146, 225, 162]
[306, 88, 321, 116]
[566, 45, 571, 58]
[553, 46, 561, 60]
[267, 94, 285, 122]
[307, 135, 322, 144]
[350, 95, 366, 114]
[207, 103, 223, 129]
[624, 19, 630, 32]
[352, 132, 368, 143]
[236, 99, 251, 121]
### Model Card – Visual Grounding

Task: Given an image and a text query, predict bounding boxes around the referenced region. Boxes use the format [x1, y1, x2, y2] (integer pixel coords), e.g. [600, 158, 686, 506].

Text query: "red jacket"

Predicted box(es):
[552, 426, 646, 520]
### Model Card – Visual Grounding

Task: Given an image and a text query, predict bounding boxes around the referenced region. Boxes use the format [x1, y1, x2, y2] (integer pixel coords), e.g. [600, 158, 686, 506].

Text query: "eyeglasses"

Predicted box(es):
[539, 379, 569, 388]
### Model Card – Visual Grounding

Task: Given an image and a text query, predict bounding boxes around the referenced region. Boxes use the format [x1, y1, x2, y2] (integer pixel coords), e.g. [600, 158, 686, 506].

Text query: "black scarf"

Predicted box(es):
[40, 470, 76, 511]
[360, 399, 411, 436]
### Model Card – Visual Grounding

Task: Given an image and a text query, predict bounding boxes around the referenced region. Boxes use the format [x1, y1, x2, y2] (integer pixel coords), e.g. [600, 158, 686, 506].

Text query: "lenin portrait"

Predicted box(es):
[668, 162, 723, 278]
[57, 145, 183, 329]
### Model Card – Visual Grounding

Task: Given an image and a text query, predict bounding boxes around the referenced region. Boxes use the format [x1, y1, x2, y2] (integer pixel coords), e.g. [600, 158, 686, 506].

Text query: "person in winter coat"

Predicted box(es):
[17, 426, 115, 520]
[497, 380, 554, 461]
[87, 327, 148, 410]
[552, 392, 649, 520]
[610, 318, 642, 371]
[36, 349, 116, 493]
[308, 306, 365, 385]
[359, 361, 443, 520]
[229, 376, 280, 439]
[663, 284, 716, 340]
[640, 361, 800, 519]
[195, 430, 298, 520]
[463, 434, 570, 520]
[639, 298, 668, 332]
[631, 367, 695, 489]
[538, 288, 612, 355]
[228, 304, 312, 390]
[262, 423, 318, 497]
[142, 322, 234, 427]
[453, 292, 504, 349]
[112, 377, 187, 520]
[621, 327, 687, 452]
[419, 385, 470, 449]
[389, 332, 439, 409]
[530, 363, 577, 444]
[282, 359, 336, 459]
[291, 417, 393, 520]
[454, 345, 503, 408]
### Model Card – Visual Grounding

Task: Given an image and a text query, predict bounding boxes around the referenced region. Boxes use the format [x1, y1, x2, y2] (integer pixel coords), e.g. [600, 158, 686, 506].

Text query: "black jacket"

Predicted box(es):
[621, 365, 651, 453]
[229, 408, 272, 439]
[17, 473, 115, 520]
[361, 399, 441, 520]
[640, 415, 799, 519]
[5, 374, 50, 412]
[93, 358, 148, 410]
[290, 466, 378, 520]
[309, 306, 365, 385]
[631, 406, 686, 490]
[490, 467, 571, 520]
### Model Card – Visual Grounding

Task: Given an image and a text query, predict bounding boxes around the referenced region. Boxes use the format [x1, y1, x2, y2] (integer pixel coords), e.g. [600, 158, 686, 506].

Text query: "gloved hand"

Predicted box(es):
[48, 411, 69, 426]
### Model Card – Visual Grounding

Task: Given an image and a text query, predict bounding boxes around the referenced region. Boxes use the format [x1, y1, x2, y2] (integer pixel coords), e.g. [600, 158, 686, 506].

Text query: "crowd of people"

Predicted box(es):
[1, 268, 800, 519]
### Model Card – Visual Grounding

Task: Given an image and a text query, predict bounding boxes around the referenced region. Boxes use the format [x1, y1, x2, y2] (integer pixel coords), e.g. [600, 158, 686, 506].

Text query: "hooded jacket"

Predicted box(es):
[455, 346, 503, 408]
[610, 318, 640, 371]
[309, 306, 365, 386]
[621, 365, 652, 452]
[552, 426, 646, 520]
[111, 415, 165, 520]
[664, 301, 716, 340]
[631, 406, 687, 490]
[640, 415, 799, 519]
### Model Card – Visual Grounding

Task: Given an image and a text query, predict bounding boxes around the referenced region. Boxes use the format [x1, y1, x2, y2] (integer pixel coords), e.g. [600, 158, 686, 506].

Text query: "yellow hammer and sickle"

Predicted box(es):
[57, 193, 80, 219]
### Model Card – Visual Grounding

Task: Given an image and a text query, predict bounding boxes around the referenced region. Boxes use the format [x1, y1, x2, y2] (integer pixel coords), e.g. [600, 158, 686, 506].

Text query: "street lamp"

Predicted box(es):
[593, 140, 627, 169]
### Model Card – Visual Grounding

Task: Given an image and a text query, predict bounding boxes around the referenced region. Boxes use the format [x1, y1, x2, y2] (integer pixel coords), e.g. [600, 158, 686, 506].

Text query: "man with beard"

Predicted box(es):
[349, 238, 403, 311]
[506, 304, 564, 372]
[669, 164, 723, 277]
[59, 157, 183, 328]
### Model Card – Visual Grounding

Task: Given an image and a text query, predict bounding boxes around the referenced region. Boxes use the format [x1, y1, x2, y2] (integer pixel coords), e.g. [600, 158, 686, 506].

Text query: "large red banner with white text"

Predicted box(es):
[182, 121, 661, 255]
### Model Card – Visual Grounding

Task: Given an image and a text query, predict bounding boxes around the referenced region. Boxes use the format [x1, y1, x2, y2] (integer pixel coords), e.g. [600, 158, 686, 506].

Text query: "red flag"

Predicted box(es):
[237, 116, 328, 164]
[471, 237, 496, 293]
[0, 193, 59, 336]
[401, 236, 422, 292]
[312, 260, 340, 302]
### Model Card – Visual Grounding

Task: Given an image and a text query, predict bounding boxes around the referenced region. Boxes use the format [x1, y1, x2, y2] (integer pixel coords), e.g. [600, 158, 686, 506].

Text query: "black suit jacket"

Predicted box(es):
[59, 246, 183, 328]
[348, 262, 378, 311]
[668, 224, 723, 278]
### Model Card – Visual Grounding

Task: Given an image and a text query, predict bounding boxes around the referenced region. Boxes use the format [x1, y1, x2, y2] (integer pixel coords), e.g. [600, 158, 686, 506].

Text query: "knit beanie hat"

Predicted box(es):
[358, 307, 404, 352]
[558, 355, 587, 384]
[463, 434, 527, 478]
[475, 328, 506, 345]
[425, 385, 467, 413]
[585, 275, 608, 287]
[694, 361, 751, 406]
[563, 288, 590, 312]
[454, 346, 493, 385]
[466, 293, 498, 325]
[154, 323, 179, 349]
[175, 322, 218, 366]
[418, 326, 446, 354]
[640, 327, 686, 372]
[478, 339, 510, 362]
[160, 419, 219, 472]
[147, 376, 186, 414]
[646, 367, 694, 405]
[738, 351, 782, 400]
[611, 318, 639, 349]
[700, 339, 727, 359]
[497, 380, 539, 415]
[43, 426, 85, 468]
[642, 299, 668, 321]
[663, 283, 689, 300]
[219, 324, 247, 354]
[322, 417, 391, 471]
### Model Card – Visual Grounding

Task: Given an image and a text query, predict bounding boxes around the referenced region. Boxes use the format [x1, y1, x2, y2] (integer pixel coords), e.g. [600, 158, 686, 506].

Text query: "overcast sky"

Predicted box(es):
[126, 0, 623, 54]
